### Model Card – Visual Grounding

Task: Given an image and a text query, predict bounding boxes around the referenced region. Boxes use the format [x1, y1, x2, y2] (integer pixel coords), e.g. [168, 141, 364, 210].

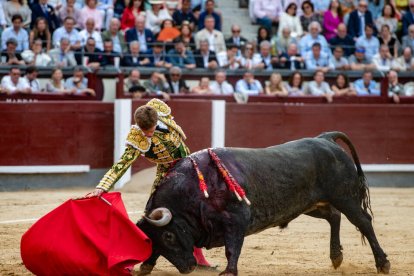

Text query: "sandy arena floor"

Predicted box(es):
[1, 167, 413, 275]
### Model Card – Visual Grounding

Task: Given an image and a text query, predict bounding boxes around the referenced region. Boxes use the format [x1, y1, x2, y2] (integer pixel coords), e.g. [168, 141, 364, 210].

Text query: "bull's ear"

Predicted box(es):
[145, 207, 172, 227]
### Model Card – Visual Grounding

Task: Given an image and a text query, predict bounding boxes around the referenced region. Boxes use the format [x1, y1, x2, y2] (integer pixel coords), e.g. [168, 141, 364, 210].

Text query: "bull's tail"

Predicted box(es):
[318, 131, 373, 219]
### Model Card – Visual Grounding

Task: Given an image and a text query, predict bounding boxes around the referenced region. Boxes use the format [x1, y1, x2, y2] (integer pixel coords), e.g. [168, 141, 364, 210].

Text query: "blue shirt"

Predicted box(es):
[235, 79, 263, 95]
[52, 27, 81, 48]
[1, 27, 29, 51]
[166, 49, 195, 68]
[355, 35, 380, 62]
[354, 79, 380, 95]
[305, 51, 334, 70]
[299, 34, 330, 57]
[311, 0, 330, 13]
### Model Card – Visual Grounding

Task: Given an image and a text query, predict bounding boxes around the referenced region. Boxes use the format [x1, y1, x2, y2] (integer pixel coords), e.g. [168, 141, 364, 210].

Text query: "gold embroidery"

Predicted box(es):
[146, 98, 171, 117]
[126, 126, 151, 152]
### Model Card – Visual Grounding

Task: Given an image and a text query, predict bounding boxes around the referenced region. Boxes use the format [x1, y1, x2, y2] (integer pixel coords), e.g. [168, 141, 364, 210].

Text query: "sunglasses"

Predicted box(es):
[170, 74, 180, 77]
[232, 30, 240, 33]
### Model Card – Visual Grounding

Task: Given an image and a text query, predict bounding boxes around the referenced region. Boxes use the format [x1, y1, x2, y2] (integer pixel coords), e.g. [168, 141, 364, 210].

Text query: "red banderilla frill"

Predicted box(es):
[189, 156, 209, 198]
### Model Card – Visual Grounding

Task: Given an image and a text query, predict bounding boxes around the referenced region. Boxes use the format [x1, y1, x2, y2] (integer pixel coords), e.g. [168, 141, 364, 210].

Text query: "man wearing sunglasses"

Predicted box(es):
[347, 0, 376, 40]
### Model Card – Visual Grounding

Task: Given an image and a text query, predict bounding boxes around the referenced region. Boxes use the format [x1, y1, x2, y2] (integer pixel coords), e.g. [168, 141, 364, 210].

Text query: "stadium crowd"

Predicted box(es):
[0, 0, 413, 102]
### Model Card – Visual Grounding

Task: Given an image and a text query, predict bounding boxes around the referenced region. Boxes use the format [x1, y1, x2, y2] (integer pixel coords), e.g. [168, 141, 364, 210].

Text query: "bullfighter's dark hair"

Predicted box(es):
[135, 105, 158, 130]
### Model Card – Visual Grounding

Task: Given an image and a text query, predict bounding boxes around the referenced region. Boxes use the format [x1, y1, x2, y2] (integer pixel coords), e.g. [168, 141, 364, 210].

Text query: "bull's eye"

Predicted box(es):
[162, 231, 176, 246]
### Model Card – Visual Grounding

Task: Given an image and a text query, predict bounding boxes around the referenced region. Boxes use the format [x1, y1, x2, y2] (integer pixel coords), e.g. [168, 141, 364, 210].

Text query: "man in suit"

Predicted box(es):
[166, 66, 189, 94]
[49, 37, 77, 67]
[147, 41, 171, 68]
[122, 40, 150, 67]
[100, 39, 121, 67]
[346, 0, 376, 40]
[30, 0, 61, 32]
[402, 0, 414, 36]
[125, 15, 155, 53]
[193, 39, 218, 69]
[101, 18, 127, 54]
[198, 0, 222, 31]
[225, 24, 247, 49]
[329, 23, 355, 57]
[402, 24, 414, 53]
[195, 15, 226, 53]
[75, 37, 103, 69]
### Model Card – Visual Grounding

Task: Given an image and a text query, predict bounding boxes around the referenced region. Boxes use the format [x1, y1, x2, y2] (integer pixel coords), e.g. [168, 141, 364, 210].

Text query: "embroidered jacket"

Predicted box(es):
[97, 98, 189, 192]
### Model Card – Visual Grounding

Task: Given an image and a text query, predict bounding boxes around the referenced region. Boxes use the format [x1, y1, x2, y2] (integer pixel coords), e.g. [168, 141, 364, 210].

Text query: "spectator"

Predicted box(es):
[299, 21, 330, 57]
[402, 0, 414, 36]
[265, 73, 288, 96]
[387, 69, 404, 103]
[199, 0, 221, 31]
[307, 70, 334, 102]
[125, 15, 156, 53]
[122, 40, 149, 67]
[347, 0, 376, 40]
[58, 0, 81, 29]
[332, 45, 350, 70]
[355, 24, 379, 62]
[239, 42, 257, 70]
[156, 19, 180, 45]
[353, 70, 380, 95]
[166, 37, 195, 68]
[0, 38, 25, 65]
[1, 14, 29, 51]
[191, 77, 214, 94]
[402, 24, 414, 53]
[29, 17, 51, 52]
[0, 5, 6, 29]
[286, 71, 305, 96]
[225, 24, 247, 49]
[179, 21, 195, 51]
[235, 71, 264, 95]
[305, 42, 334, 72]
[172, 0, 196, 29]
[223, 44, 242, 69]
[349, 47, 376, 70]
[52, 16, 81, 50]
[120, 0, 145, 31]
[166, 66, 189, 94]
[300, 1, 323, 34]
[323, 0, 343, 41]
[23, 66, 40, 92]
[79, 0, 103, 31]
[393, 47, 414, 71]
[278, 43, 305, 70]
[123, 69, 142, 94]
[194, 39, 218, 69]
[96, 0, 114, 30]
[21, 38, 52, 66]
[3, 0, 31, 28]
[278, 3, 303, 39]
[328, 23, 355, 57]
[143, 71, 170, 97]
[65, 67, 95, 96]
[253, 0, 283, 31]
[311, 0, 331, 14]
[146, 0, 172, 35]
[209, 69, 234, 95]
[101, 18, 127, 54]
[378, 25, 400, 58]
[49, 37, 77, 67]
[147, 41, 171, 68]
[30, 0, 60, 32]
[375, 4, 398, 34]
[45, 68, 74, 93]
[256, 40, 278, 70]
[100, 39, 121, 67]
[195, 15, 226, 53]
[372, 44, 394, 72]
[367, 0, 385, 20]
[271, 27, 298, 56]
[79, 18, 103, 51]
[74, 37, 102, 70]
[331, 73, 356, 96]
[256, 26, 271, 51]
[0, 67, 30, 94]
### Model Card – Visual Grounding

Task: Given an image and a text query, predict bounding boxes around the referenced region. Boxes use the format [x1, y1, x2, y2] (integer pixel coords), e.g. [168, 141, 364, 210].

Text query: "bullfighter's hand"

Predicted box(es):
[84, 188, 105, 198]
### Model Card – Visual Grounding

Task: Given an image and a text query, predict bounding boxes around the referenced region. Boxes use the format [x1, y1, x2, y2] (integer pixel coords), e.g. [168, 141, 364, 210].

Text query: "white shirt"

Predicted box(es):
[79, 29, 103, 50]
[171, 81, 179, 94]
[24, 77, 41, 92]
[210, 81, 234, 95]
[145, 8, 171, 34]
[1, 75, 30, 93]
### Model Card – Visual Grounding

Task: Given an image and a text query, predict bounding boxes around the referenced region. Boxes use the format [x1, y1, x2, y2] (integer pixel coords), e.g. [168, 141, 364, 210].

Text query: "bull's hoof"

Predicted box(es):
[331, 252, 343, 269]
[219, 270, 237, 276]
[377, 260, 391, 274]
[134, 263, 154, 275]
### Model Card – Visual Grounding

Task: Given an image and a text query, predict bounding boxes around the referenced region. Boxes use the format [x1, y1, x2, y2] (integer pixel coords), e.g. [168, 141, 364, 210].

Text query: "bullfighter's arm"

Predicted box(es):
[96, 145, 141, 191]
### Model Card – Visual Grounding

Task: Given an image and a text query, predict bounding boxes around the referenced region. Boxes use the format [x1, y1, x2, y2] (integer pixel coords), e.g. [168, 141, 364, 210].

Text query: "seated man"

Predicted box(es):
[349, 47, 376, 71]
[235, 71, 264, 95]
[100, 39, 122, 67]
[209, 70, 234, 95]
[166, 66, 189, 94]
[278, 43, 304, 70]
[166, 38, 196, 69]
[0, 38, 25, 65]
[122, 40, 150, 67]
[0, 67, 31, 94]
[74, 37, 103, 70]
[65, 67, 96, 96]
[193, 39, 218, 69]
[355, 24, 379, 62]
[331, 46, 350, 70]
[23, 66, 41, 92]
[124, 69, 142, 94]
[305, 42, 334, 72]
[143, 71, 170, 99]
[307, 70, 334, 103]
[49, 37, 78, 67]
[387, 70, 405, 103]
[146, 42, 171, 68]
[255, 40, 278, 70]
[372, 44, 394, 72]
[392, 47, 414, 71]
[353, 70, 380, 95]
[21, 39, 52, 67]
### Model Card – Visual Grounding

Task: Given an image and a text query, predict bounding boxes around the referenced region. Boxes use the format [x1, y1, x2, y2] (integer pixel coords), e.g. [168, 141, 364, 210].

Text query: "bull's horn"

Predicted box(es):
[144, 207, 172, 227]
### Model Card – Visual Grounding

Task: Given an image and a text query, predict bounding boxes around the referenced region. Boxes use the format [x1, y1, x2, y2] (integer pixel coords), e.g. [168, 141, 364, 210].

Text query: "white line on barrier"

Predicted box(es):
[0, 210, 144, 224]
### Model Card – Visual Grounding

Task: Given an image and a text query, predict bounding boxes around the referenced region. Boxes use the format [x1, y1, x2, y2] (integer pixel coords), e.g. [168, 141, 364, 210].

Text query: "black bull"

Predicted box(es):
[137, 132, 390, 275]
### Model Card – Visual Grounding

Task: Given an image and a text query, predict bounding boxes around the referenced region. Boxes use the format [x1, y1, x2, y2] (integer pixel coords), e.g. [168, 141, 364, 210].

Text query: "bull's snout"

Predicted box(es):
[178, 265, 196, 274]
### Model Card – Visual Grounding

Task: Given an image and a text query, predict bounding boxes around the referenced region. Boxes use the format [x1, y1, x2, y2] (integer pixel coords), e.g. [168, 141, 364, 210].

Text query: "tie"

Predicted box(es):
[219, 83, 223, 94]
[359, 15, 364, 36]
[247, 82, 252, 90]
[382, 59, 386, 66]
[43, 5, 49, 17]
